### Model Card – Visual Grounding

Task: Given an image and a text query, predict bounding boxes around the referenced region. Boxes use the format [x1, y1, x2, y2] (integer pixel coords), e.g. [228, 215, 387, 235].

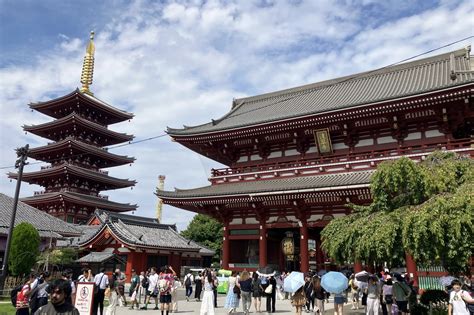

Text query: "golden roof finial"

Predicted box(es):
[80, 31, 95, 95]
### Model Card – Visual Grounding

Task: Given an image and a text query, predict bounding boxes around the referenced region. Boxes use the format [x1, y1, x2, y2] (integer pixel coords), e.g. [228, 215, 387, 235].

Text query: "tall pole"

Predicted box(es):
[0, 145, 29, 290]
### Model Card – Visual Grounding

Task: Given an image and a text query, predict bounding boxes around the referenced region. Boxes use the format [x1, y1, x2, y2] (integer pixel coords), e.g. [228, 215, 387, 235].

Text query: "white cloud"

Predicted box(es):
[1, 0, 473, 231]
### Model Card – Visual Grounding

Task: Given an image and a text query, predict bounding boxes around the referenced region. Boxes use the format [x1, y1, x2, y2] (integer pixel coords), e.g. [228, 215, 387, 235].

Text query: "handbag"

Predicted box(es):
[233, 286, 241, 295]
[265, 284, 273, 294]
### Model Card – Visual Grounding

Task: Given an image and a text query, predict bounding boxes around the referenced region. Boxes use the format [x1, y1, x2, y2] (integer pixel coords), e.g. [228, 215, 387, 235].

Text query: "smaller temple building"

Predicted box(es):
[63, 210, 214, 280]
[0, 193, 82, 268]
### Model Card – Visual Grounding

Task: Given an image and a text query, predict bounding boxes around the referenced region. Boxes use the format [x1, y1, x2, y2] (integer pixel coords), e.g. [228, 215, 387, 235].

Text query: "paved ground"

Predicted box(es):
[109, 289, 366, 315]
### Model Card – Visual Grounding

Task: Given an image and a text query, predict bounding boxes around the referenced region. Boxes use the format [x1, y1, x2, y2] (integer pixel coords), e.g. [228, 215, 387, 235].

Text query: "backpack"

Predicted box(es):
[141, 276, 149, 289]
[184, 275, 192, 287]
[462, 290, 474, 315]
[10, 284, 23, 307]
[158, 278, 169, 293]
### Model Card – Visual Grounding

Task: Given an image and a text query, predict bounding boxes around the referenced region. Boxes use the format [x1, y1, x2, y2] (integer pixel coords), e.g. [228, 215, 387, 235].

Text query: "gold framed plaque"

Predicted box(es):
[313, 128, 333, 155]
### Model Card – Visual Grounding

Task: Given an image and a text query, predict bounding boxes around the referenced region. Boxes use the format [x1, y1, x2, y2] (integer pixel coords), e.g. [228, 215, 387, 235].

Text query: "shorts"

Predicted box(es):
[160, 294, 172, 304]
[148, 290, 158, 298]
[334, 296, 345, 304]
[396, 301, 408, 312]
[384, 295, 393, 305]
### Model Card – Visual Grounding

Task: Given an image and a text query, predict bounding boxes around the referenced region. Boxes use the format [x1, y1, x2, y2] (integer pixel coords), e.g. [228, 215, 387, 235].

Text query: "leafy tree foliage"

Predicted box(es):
[180, 214, 223, 263]
[321, 151, 474, 274]
[38, 248, 78, 267]
[8, 222, 40, 276]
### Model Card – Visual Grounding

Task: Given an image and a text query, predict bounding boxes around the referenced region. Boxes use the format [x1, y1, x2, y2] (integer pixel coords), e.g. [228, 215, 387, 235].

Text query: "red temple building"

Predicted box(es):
[157, 47, 474, 287]
[9, 32, 137, 223]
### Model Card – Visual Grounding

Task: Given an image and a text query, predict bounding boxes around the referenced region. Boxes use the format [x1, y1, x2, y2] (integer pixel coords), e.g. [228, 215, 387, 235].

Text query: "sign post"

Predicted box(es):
[74, 282, 95, 315]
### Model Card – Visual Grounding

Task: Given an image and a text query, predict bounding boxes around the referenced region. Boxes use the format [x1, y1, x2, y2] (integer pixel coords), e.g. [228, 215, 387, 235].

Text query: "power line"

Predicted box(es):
[1, 36, 473, 171]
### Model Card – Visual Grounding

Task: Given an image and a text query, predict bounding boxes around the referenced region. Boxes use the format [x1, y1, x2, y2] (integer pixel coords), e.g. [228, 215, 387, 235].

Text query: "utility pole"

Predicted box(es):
[0, 144, 29, 292]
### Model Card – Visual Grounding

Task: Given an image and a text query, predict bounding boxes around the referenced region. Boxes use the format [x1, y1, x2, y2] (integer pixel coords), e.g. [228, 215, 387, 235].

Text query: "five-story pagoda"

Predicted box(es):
[9, 32, 137, 224]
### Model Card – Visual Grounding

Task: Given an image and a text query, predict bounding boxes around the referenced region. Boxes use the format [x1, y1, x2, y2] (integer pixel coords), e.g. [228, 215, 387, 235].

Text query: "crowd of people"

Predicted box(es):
[13, 266, 474, 315]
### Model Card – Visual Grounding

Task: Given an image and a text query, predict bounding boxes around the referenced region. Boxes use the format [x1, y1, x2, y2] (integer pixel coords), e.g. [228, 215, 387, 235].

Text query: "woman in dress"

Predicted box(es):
[225, 271, 240, 314]
[200, 270, 215, 315]
[251, 272, 263, 313]
[195, 272, 203, 301]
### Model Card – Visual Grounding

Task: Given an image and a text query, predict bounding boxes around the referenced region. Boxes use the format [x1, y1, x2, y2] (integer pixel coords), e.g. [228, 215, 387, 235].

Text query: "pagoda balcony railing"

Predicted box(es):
[210, 138, 473, 183]
[34, 191, 46, 195]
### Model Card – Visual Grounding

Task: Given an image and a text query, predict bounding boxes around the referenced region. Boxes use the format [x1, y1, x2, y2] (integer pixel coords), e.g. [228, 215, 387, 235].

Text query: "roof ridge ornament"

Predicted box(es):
[80, 31, 95, 95]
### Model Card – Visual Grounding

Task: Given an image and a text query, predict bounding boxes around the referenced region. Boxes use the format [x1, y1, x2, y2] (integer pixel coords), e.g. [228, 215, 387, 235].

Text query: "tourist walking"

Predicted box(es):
[265, 275, 277, 313]
[33, 279, 80, 315]
[141, 267, 159, 310]
[184, 271, 194, 301]
[239, 271, 252, 315]
[114, 269, 127, 307]
[291, 286, 306, 315]
[304, 275, 314, 312]
[392, 274, 410, 315]
[200, 270, 215, 315]
[251, 272, 263, 313]
[158, 265, 176, 315]
[31, 271, 51, 314]
[312, 276, 328, 314]
[16, 273, 36, 315]
[333, 291, 346, 315]
[212, 271, 219, 308]
[105, 271, 120, 315]
[382, 277, 393, 315]
[225, 271, 240, 313]
[129, 270, 140, 310]
[93, 267, 109, 315]
[448, 279, 474, 315]
[195, 272, 203, 301]
[171, 276, 181, 312]
[366, 275, 381, 315]
[349, 274, 360, 310]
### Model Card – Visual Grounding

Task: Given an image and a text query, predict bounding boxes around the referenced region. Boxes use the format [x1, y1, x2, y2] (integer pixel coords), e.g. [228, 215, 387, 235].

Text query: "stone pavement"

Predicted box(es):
[108, 289, 366, 315]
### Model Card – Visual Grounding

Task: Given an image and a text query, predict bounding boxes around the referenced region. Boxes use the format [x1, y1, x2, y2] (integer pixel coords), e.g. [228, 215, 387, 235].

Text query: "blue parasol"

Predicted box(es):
[439, 276, 456, 287]
[283, 271, 305, 293]
[321, 271, 349, 294]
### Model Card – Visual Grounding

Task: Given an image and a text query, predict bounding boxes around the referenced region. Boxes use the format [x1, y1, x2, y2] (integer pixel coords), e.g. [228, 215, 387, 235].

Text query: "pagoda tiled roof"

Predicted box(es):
[23, 112, 134, 145]
[157, 170, 373, 199]
[0, 193, 82, 237]
[168, 47, 474, 136]
[27, 137, 135, 167]
[29, 89, 134, 124]
[76, 210, 215, 254]
[20, 191, 137, 212]
[9, 162, 136, 189]
[75, 252, 122, 263]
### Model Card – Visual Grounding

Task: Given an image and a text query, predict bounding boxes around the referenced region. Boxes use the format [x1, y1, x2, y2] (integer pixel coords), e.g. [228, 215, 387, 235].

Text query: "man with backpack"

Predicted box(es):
[183, 271, 194, 301]
[30, 271, 51, 314]
[158, 265, 176, 315]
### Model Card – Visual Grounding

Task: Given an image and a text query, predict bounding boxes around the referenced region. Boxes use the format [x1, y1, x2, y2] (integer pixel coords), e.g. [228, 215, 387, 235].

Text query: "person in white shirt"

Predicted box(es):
[93, 268, 109, 315]
[448, 279, 474, 315]
[141, 267, 160, 310]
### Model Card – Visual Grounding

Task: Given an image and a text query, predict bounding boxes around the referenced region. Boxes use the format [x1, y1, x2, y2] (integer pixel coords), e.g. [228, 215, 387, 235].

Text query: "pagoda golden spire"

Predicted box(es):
[80, 31, 95, 95]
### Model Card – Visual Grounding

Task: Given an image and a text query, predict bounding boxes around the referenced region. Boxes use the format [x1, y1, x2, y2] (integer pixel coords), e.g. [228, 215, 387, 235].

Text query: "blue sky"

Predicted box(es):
[1, 0, 473, 231]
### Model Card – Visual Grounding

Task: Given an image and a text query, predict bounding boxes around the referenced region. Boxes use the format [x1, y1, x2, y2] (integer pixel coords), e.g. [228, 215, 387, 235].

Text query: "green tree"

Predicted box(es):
[321, 151, 474, 275]
[38, 248, 78, 267]
[8, 222, 40, 276]
[181, 214, 223, 263]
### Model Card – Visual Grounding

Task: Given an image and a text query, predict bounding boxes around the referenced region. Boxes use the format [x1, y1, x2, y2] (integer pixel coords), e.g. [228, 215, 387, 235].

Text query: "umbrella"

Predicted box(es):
[317, 270, 327, 276]
[439, 276, 456, 287]
[283, 272, 305, 293]
[355, 270, 370, 282]
[321, 271, 349, 294]
[256, 266, 276, 277]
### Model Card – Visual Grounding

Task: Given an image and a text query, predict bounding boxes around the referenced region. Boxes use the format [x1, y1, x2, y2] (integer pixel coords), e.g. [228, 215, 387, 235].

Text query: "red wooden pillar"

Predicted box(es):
[354, 261, 363, 273]
[300, 223, 309, 273]
[259, 222, 267, 268]
[222, 223, 230, 269]
[125, 251, 135, 282]
[405, 253, 418, 287]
